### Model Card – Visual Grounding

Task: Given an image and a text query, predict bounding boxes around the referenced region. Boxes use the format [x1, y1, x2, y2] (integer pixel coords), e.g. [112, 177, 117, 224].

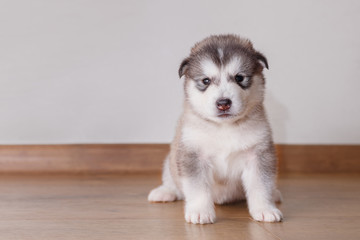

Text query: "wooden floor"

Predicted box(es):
[0, 173, 359, 240]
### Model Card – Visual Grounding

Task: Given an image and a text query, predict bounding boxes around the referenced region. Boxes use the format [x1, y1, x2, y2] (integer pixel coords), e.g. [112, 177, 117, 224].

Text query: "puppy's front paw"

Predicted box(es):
[185, 205, 216, 224]
[250, 207, 283, 222]
[148, 185, 177, 202]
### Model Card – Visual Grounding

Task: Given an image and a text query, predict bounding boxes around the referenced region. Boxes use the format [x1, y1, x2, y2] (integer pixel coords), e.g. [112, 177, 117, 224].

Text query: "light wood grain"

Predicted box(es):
[0, 144, 359, 173]
[0, 173, 359, 239]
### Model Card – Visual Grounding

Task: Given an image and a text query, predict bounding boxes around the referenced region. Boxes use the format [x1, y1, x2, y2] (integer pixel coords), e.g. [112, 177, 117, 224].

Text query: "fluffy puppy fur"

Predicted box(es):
[148, 34, 283, 224]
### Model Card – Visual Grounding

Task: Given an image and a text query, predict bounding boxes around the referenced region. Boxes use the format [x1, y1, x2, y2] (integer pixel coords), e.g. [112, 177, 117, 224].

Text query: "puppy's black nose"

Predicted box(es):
[216, 98, 232, 111]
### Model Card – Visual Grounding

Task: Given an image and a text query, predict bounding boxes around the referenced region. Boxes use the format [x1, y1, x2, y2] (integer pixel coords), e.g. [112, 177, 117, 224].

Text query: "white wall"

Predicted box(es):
[1, 0, 360, 144]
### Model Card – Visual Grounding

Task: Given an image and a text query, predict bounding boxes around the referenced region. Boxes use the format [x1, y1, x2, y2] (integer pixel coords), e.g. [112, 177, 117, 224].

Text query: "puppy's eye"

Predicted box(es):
[235, 74, 252, 89]
[202, 78, 211, 85]
[235, 74, 244, 84]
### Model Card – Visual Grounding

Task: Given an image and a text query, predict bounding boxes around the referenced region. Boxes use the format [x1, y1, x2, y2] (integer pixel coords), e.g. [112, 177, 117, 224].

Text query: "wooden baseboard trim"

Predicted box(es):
[0, 144, 359, 173]
[0, 144, 168, 174]
[277, 144, 360, 173]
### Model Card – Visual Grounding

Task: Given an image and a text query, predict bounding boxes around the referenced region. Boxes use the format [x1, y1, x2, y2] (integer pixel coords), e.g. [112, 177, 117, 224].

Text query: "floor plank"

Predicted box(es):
[0, 173, 359, 239]
[258, 217, 360, 240]
[0, 219, 279, 240]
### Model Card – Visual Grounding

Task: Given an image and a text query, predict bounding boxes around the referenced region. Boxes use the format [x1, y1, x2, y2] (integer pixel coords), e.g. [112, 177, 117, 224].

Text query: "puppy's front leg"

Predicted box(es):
[179, 152, 215, 224]
[242, 147, 283, 222]
[182, 176, 215, 224]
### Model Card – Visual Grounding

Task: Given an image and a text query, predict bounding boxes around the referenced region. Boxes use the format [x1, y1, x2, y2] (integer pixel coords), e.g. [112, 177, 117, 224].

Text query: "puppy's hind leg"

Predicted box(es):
[148, 155, 181, 202]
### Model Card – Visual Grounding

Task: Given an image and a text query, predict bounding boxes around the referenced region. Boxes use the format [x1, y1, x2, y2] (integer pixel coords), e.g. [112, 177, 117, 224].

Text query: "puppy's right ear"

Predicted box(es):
[255, 52, 269, 69]
[178, 58, 190, 78]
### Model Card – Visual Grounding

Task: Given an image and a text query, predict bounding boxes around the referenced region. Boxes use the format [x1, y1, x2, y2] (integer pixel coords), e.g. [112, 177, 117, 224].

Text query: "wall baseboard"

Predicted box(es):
[0, 144, 359, 173]
[276, 144, 360, 173]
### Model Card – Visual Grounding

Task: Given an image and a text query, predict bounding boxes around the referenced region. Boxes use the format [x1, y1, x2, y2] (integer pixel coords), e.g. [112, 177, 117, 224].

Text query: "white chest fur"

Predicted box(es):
[181, 114, 270, 180]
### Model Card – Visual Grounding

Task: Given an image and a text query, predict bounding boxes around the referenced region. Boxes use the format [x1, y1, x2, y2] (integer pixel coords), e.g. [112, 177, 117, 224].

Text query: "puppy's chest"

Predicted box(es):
[181, 122, 264, 179]
[182, 122, 264, 155]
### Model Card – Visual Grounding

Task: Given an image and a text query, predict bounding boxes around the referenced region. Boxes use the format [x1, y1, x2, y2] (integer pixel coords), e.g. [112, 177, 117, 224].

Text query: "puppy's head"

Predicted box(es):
[179, 34, 268, 123]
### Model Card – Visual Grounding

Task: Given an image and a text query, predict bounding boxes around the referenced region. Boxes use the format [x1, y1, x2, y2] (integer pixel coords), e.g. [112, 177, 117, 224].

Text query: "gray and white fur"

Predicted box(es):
[148, 34, 283, 224]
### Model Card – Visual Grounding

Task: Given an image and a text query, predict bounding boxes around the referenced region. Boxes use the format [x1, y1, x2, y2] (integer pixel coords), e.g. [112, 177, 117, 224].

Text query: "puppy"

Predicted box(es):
[148, 34, 283, 224]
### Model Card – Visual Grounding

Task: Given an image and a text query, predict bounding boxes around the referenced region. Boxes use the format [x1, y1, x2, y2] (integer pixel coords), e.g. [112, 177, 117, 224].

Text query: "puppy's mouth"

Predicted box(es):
[217, 112, 233, 118]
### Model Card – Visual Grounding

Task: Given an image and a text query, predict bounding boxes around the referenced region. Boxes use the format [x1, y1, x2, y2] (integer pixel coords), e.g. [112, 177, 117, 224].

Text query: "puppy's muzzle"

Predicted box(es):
[216, 98, 232, 111]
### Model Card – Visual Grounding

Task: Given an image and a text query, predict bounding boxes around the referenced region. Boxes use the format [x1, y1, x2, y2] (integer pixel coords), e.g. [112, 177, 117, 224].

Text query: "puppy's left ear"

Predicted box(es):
[178, 57, 190, 78]
[256, 52, 269, 69]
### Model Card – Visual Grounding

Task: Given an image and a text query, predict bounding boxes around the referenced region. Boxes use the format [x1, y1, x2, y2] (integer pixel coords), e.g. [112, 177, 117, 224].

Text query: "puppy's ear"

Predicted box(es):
[256, 52, 269, 69]
[178, 58, 190, 78]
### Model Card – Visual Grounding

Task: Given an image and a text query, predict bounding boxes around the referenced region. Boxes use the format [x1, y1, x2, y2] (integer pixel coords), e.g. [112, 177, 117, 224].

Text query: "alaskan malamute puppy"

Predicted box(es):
[148, 34, 283, 224]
